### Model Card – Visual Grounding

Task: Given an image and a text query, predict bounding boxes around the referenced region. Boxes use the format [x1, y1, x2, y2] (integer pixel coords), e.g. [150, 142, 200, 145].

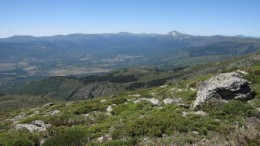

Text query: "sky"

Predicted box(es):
[0, 0, 260, 38]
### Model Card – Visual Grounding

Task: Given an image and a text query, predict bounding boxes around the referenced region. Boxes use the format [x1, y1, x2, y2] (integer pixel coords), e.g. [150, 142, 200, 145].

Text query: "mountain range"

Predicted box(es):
[1, 31, 260, 93]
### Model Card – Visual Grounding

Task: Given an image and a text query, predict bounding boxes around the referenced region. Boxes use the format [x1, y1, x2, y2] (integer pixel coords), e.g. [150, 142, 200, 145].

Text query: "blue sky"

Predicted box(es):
[0, 0, 260, 38]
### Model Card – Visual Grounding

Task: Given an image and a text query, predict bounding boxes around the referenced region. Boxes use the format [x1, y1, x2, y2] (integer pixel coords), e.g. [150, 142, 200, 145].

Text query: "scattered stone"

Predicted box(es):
[100, 99, 106, 103]
[178, 103, 190, 109]
[44, 102, 54, 107]
[193, 72, 254, 109]
[163, 98, 173, 105]
[160, 85, 167, 88]
[6, 114, 25, 124]
[8, 114, 24, 122]
[28, 114, 36, 118]
[65, 102, 74, 106]
[151, 92, 157, 96]
[34, 110, 40, 114]
[182, 111, 208, 117]
[49, 110, 60, 115]
[194, 111, 208, 116]
[192, 131, 199, 135]
[15, 120, 51, 133]
[133, 98, 160, 106]
[189, 87, 196, 91]
[105, 113, 112, 116]
[30, 107, 39, 111]
[129, 94, 141, 97]
[32, 120, 48, 127]
[169, 88, 177, 92]
[40, 139, 46, 145]
[96, 134, 112, 142]
[163, 98, 187, 107]
[182, 112, 188, 117]
[82, 114, 89, 118]
[215, 119, 221, 122]
[236, 70, 249, 75]
[145, 98, 160, 106]
[176, 89, 183, 92]
[106, 106, 113, 113]
[97, 136, 104, 142]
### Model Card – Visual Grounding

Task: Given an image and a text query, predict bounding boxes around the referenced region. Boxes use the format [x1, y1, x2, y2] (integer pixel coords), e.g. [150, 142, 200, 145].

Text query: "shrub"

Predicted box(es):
[46, 112, 87, 126]
[1, 130, 39, 146]
[109, 97, 127, 105]
[202, 100, 256, 119]
[111, 104, 128, 115]
[43, 128, 86, 146]
[225, 125, 260, 146]
[174, 90, 197, 102]
[73, 101, 107, 114]
[222, 100, 255, 117]
[126, 111, 219, 137]
[89, 139, 137, 146]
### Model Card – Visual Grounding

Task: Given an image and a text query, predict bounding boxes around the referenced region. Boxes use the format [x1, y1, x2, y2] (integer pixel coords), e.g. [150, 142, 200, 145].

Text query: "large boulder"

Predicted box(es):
[193, 71, 254, 109]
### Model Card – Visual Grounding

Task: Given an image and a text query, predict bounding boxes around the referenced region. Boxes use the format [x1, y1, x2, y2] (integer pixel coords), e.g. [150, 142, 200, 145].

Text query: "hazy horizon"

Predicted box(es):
[1, 0, 260, 38]
[1, 30, 259, 39]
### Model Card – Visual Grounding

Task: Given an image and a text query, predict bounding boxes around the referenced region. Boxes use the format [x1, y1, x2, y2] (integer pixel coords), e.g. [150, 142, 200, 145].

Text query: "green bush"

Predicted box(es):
[109, 97, 127, 105]
[9, 138, 33, 146]
[43, 128, 86, 146]
[174, 90, 197, 101]
[111, 104, 128, 115]
[202, 100, 256, 118]
[45, 112, 86, 126]
[222, 100, 256, 117]
[89, 138, 137, 146]
[126, 111, 219, 137]
[0, 130, 39, 146]
[111, 101, 153, 116]
[73, 101, 107, 114]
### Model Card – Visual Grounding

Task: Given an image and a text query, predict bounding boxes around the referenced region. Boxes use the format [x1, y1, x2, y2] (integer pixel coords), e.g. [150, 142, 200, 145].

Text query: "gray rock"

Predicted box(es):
[163, 98, 173, 105]
[182, 111, 208, 117]
[146, 98, 160, 106]
[40, 139, 46, 146]
[193, 72, 254, 109]
[106, 106, 113, 113]
[100, 99, 106, 103]
[49, 110, 60, 115]
[15, 120, 51, 133]
[134, 98, 160, 106]
[194, 111, 208, 116]
[97, 134, 112, 142]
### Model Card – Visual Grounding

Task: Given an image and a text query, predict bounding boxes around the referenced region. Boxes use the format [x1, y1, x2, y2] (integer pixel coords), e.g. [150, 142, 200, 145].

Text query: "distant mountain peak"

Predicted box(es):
[167, 31, 191, 38]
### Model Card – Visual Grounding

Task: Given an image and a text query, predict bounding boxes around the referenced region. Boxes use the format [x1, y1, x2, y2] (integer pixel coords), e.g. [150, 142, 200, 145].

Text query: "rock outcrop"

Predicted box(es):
[193, 71, 254, 109]
[15, 120, 51, 133]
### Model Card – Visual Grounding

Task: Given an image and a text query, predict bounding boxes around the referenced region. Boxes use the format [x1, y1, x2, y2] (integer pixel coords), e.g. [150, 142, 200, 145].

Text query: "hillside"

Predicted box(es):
[0, 53, 259, 146]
